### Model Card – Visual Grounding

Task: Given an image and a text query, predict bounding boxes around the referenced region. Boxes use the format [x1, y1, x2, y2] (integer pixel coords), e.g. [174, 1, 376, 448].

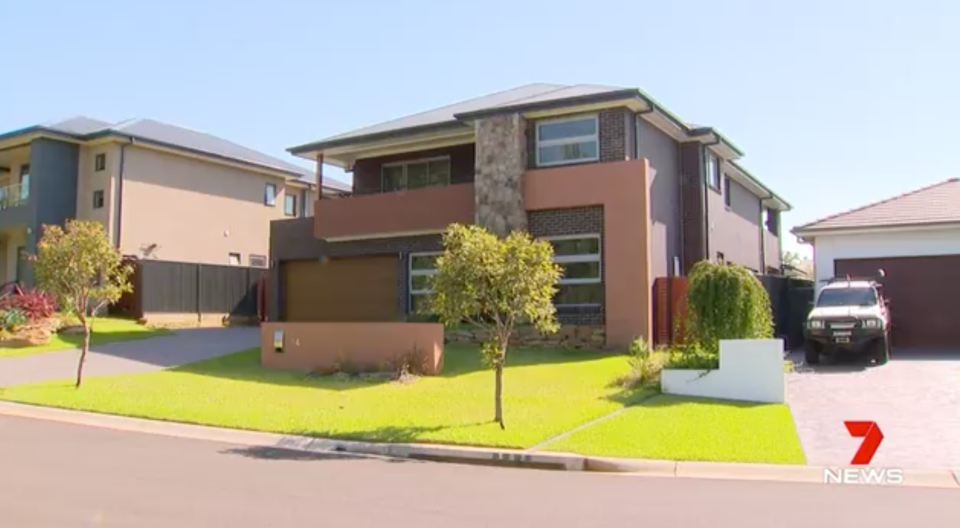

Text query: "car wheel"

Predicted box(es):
[874, 336, 890, 366]
[805, 345, 820, 365]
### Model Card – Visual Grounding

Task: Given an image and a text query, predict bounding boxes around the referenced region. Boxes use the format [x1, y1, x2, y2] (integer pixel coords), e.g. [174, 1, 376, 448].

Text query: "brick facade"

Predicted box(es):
[526, 108, 629, 169]
[528, 206, 605, 325]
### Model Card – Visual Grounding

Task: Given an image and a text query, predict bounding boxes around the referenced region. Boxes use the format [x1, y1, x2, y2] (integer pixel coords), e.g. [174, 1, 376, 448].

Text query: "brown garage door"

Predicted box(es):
[834, 255, 960, 348]
[282, 255, 400, 322]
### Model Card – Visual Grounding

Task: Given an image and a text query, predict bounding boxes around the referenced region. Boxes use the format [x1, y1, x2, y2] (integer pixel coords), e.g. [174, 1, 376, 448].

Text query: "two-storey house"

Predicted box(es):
[269, 84, 790, 348]
[0, 116, 349, 285]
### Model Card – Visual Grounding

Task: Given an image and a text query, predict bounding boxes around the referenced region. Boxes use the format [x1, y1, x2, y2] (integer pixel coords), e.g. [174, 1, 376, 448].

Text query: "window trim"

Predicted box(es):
[535, 114, 600, 168]
[542, 234, 602, 306]
[264, 183, 277, 206]
[409, 251, 442, 311]
[381, 156, 452, 192]
[284, 193, 297, 217]
[92, 189, 105, 210]
[94, 153, 106, 172]
[228, 252, 242, 266]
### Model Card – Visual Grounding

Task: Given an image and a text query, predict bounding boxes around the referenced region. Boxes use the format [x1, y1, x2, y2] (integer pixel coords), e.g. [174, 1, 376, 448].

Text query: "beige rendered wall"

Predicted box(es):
[260, 322, 445, 375]
[76, 144, 120, 242]
[119, 146, 293, 265]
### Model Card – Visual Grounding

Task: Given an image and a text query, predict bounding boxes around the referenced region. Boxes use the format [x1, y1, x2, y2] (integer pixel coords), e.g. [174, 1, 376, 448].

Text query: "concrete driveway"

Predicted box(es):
[0, 327, 259, 387]
[787, 348, 960, 470]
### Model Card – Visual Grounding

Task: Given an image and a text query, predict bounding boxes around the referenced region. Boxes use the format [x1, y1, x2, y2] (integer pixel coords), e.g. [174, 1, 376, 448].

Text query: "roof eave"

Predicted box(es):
[288, 121, 470, 156]
[792, 220, 960, 240]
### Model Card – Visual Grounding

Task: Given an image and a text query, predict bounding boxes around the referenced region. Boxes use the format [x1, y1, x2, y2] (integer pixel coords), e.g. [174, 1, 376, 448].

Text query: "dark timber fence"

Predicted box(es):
[113, 259, 268, 320]
[759, 275, 814, 350]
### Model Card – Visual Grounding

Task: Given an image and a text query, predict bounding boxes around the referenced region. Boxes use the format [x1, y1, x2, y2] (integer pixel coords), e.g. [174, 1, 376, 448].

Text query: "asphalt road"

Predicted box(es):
[1, 416, 957, 527]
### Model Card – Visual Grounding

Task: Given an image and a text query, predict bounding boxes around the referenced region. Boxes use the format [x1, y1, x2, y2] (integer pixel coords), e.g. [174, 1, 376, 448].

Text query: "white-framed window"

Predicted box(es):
[228, 252, 241, 266]
[264, 183, 277, 206]
[535, 114, 600, 167]
[705, 151, 721, 189]
[382, 157, 451, 192]
[409, 251, 441, 314]
[543, 234, 602, 307]
[284, 193, 298, 217]
[249, 255, 267, 268]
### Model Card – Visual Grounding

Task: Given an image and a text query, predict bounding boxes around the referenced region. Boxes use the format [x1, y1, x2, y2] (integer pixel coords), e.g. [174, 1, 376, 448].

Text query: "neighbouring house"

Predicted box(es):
[793, 178, 960, 349]
[269, 83, 791, 348]
[0, 116, 349, 284]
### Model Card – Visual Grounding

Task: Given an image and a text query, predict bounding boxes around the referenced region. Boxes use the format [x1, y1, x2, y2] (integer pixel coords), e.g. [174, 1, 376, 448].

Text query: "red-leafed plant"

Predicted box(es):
[0, 289, 58, 321]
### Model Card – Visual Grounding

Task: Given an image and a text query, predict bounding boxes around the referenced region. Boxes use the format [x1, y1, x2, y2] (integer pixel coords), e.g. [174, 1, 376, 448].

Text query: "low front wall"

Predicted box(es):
[261, 322, 444, 375]
[661, 339, 786, 403]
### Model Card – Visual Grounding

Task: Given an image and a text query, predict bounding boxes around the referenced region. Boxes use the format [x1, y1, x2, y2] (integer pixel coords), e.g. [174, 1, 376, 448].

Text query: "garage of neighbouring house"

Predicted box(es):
[282, 255, 400, 322]
[793, 178, 960, 349]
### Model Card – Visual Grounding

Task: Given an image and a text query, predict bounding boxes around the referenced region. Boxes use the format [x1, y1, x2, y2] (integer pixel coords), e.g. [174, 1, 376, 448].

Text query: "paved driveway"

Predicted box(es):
[0, 327, 259, 387]
[788, 349, 960, 469]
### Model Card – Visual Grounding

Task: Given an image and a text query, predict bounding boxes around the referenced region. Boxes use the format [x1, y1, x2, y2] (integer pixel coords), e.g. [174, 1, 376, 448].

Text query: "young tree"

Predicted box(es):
[429, 224, 561, 429]
[685, 260, 773, 354]
[31, 221, 133, 387]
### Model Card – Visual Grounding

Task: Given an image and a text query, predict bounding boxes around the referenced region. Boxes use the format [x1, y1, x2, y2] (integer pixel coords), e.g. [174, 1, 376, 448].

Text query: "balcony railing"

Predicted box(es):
[0, 183, 28, 210]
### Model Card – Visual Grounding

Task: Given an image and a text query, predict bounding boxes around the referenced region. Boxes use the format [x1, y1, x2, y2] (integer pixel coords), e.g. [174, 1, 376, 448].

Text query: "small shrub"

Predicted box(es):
[0, 289, 57, 322]
[618, 337, 668, 389]
[0, 308, 28, 332]
[685, 260, 773, 353]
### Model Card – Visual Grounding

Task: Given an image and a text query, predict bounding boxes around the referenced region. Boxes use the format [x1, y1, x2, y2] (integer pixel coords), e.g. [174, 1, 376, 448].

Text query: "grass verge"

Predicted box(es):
[542, 394, 806, 464]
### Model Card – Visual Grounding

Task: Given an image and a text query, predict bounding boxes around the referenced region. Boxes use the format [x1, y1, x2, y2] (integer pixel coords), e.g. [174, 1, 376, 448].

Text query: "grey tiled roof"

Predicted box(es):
[794, 178, 960, 233]
[37, 116, 350, 192]
[300, 83, 625, 147]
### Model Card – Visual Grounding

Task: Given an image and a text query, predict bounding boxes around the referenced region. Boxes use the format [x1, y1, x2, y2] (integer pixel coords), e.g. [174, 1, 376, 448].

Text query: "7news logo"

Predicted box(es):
[823, 421, 904, 485]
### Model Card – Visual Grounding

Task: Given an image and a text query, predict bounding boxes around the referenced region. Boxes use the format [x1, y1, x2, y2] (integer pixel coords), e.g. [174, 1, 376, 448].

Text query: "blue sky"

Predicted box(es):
[2, 0, 957, 256]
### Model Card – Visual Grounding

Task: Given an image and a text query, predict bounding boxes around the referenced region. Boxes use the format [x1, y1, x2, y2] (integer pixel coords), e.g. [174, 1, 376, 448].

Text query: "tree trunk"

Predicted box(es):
[76, 320, 89, 388]
[494, 362, 504, 429]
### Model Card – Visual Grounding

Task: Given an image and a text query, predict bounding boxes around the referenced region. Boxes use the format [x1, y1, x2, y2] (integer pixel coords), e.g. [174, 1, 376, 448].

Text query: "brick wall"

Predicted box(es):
[528, 206, 605, 325]
[526, 108, 629, 169]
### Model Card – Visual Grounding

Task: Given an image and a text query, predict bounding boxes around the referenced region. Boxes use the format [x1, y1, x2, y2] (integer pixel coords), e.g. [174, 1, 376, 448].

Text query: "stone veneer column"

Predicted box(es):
[474, 114, 528, 236]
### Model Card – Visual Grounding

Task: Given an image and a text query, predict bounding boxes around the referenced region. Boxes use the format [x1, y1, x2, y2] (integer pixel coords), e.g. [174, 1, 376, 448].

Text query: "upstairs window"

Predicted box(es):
[545, 235, 602, 307]
[284, 194, 298, 217]
[705, 152, 721, 189]
[95, 153, 106, 172]
[93, 190, 105, 209]
[264, 183, 277, 206]
[536, 115, 599, 167]
[381, 157, 451, 192]
[723, 176, 732, 207]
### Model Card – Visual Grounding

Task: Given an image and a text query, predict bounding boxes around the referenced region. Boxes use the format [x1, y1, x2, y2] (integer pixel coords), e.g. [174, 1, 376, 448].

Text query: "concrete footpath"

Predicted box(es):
[1, 401, 957, 489]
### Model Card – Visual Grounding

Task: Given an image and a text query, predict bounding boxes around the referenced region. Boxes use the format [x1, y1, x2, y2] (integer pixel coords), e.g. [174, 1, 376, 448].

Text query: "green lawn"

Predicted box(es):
[543, 394, 806, 464]
[0, 317, 173, 359]
[0, 345, 646, 449]
[0, 344, 806, 464]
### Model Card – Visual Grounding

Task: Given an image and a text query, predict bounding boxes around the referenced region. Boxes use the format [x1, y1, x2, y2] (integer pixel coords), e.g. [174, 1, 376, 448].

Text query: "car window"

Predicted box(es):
[816, 287, 878, 307]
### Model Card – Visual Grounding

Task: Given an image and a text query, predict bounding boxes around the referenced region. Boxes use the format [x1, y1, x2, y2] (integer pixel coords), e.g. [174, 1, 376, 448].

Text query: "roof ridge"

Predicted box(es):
[794, 178, 959, 232]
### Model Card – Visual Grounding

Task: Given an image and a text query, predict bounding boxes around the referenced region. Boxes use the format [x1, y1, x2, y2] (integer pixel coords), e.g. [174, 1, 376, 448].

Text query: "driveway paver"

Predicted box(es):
[0, 327, 258, 387]
[787, 349, 960, 470]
